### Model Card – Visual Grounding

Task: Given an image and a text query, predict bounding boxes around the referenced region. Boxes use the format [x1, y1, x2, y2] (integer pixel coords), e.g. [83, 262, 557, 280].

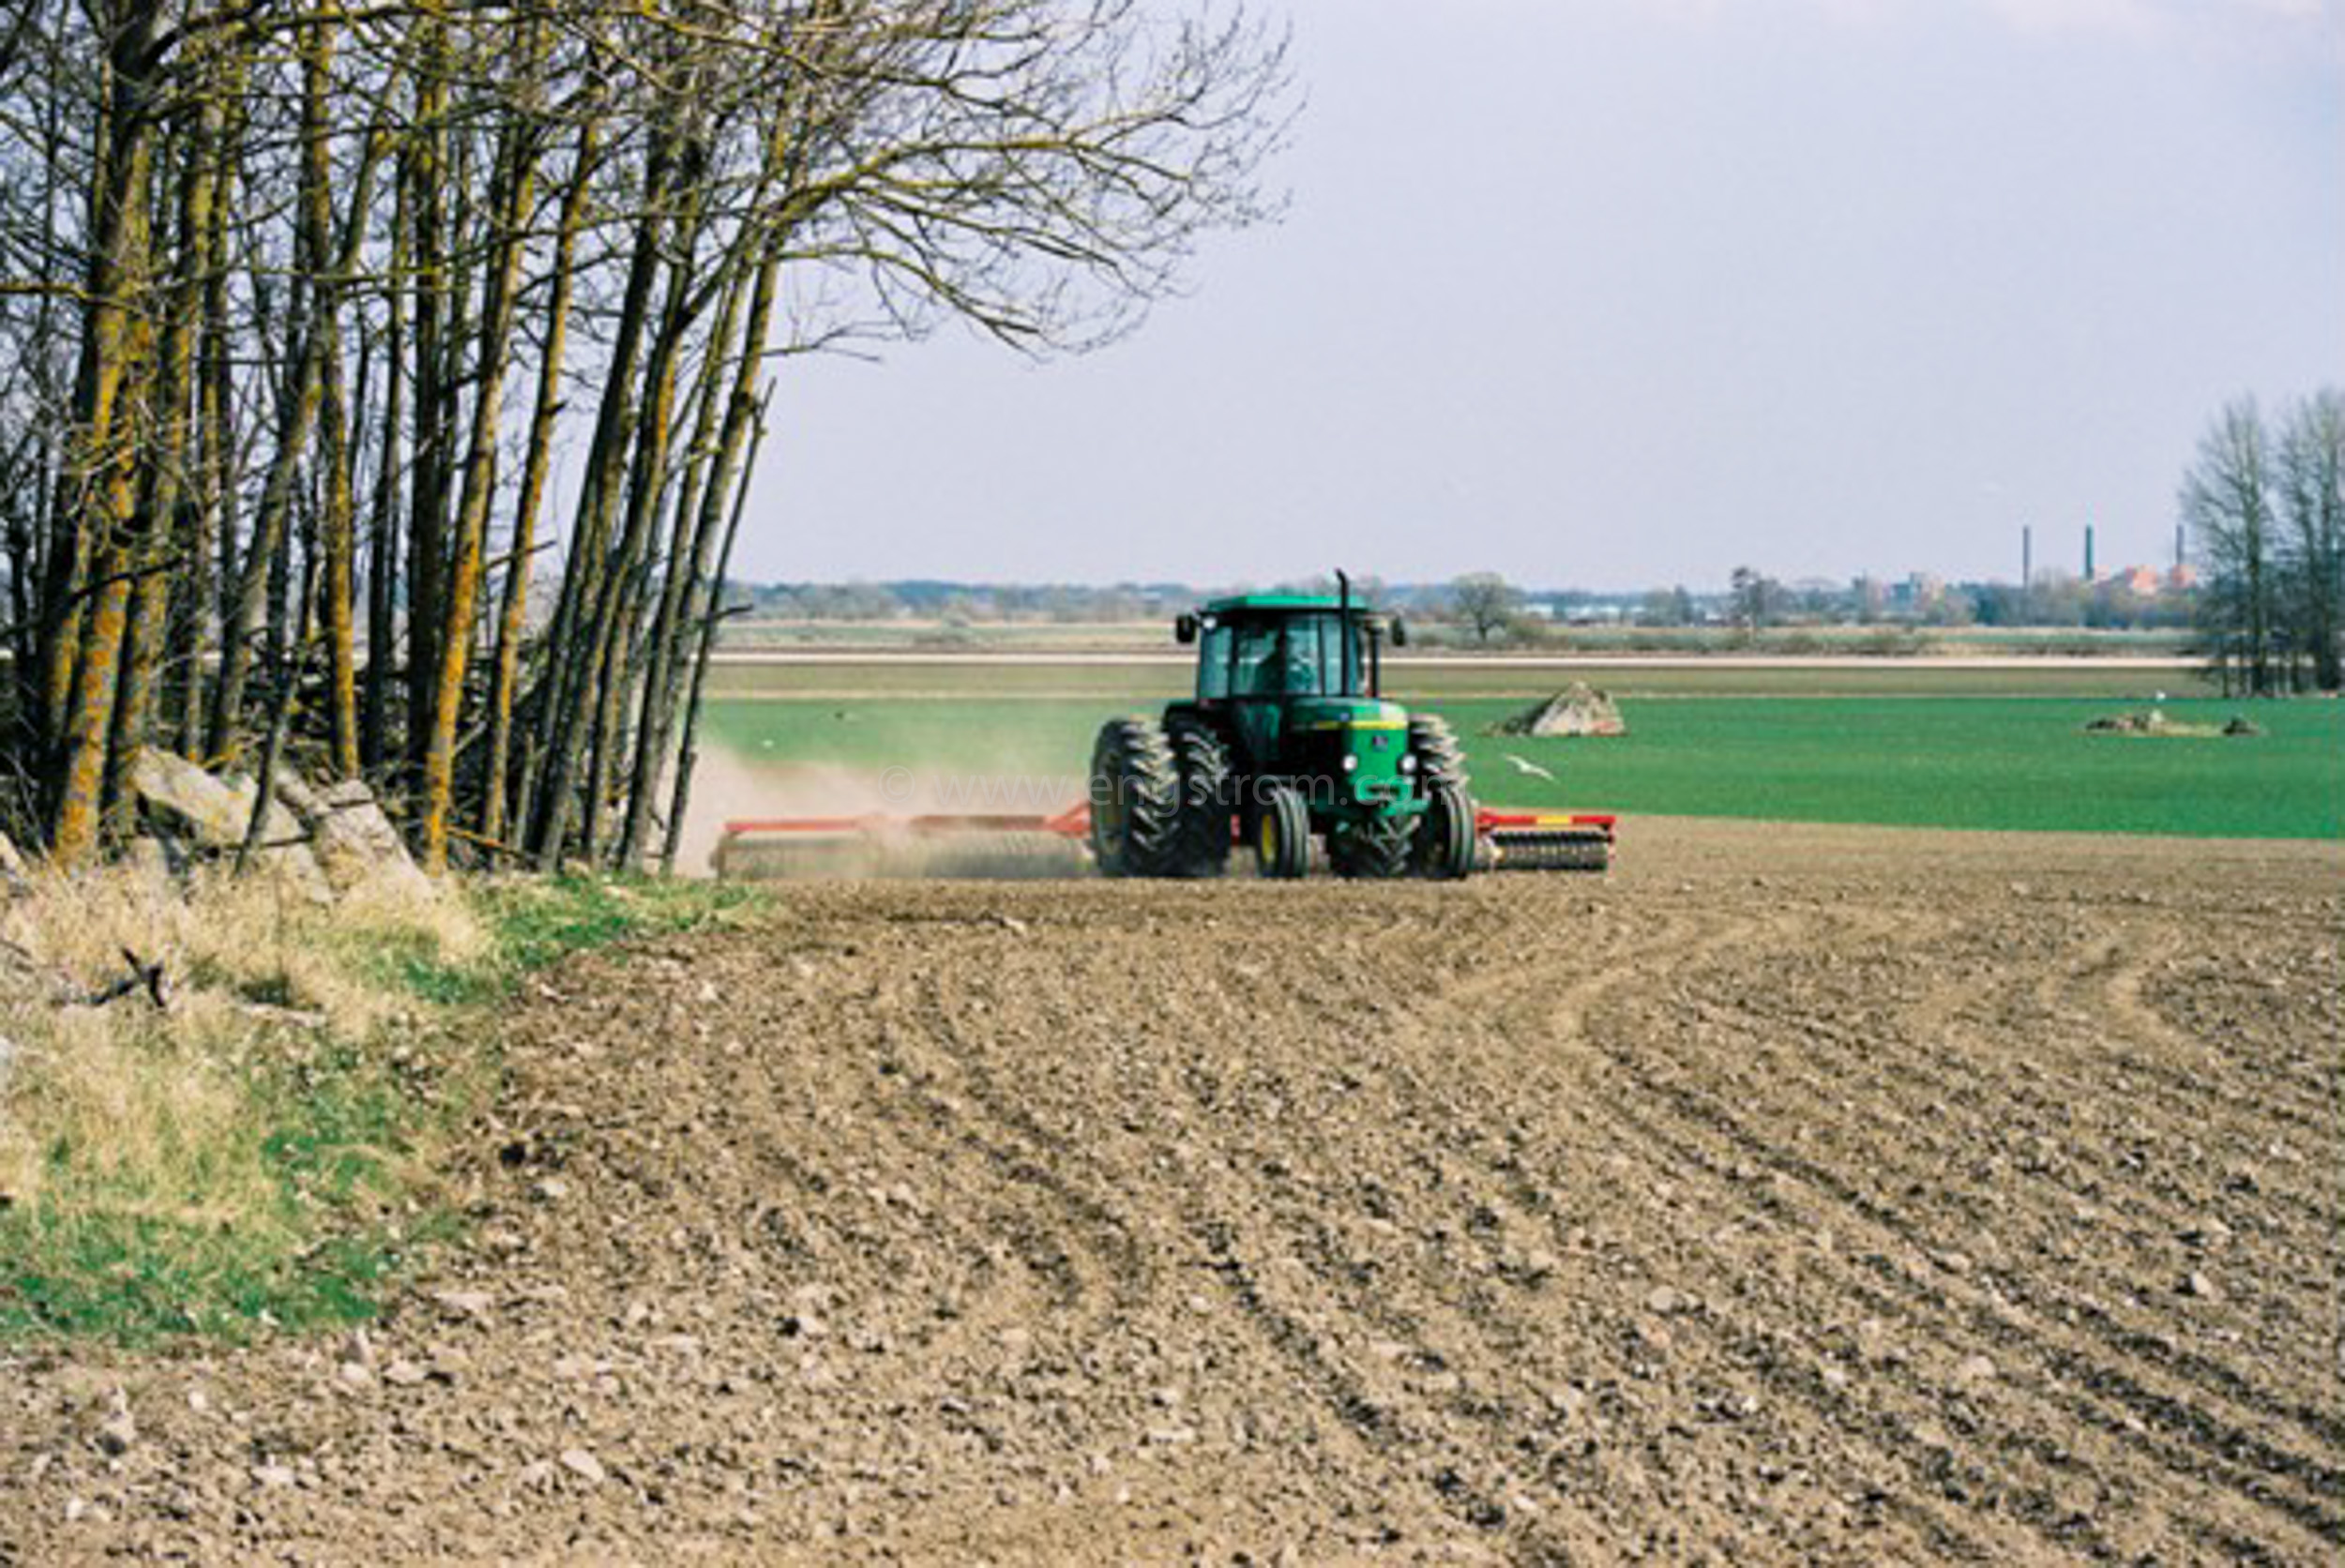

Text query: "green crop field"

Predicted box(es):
[1434, 698, 2341, 840]
[697, 665, 2343, 841]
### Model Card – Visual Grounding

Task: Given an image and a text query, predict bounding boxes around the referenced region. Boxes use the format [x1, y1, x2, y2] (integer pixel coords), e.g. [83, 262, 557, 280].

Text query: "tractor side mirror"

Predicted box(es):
[1389, 617, 1409, 649]
[1174, 613, 1199, 645]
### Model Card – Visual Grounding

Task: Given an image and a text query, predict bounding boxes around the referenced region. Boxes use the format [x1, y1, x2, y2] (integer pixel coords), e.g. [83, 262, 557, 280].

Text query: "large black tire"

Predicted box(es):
[1252, 782, 1311, 881]
[1089, 717, 1180, 878]
[1413, 780, 1477, 881]
[1165, 721, 1234, 879]
[1329, 813, 1412, 880]
[1408, 713, 1469, 790]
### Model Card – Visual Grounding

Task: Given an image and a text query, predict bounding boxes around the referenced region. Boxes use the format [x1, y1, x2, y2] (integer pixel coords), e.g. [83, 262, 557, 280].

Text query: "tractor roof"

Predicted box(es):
[1201, 593, 1359, 616]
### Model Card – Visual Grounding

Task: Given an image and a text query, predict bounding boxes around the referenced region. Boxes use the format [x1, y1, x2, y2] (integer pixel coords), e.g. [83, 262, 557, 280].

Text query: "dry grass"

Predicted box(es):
[0, 866, 487, 1337]
[2, 860, 758, 1340]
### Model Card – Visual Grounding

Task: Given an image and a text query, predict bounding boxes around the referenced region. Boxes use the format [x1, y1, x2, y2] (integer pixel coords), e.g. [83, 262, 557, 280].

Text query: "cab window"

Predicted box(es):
[1226, 614, 1366, 698]
[1234, 623, 1290, 696]
[1289, 613, 1366, 696]
[1198, 623, 1234, 701]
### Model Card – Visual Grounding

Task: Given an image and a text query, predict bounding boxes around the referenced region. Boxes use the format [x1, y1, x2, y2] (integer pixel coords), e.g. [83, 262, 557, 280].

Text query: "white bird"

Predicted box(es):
[1505, 753, 1555, 782]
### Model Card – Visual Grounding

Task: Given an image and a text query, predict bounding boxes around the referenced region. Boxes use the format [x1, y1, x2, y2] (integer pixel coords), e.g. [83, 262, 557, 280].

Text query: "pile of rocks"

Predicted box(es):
[0, 749, 437, 902]
[2083, 709, 2171, 735]
[2082, 709, 2263, 740]
[1495, 682, 1627, 738]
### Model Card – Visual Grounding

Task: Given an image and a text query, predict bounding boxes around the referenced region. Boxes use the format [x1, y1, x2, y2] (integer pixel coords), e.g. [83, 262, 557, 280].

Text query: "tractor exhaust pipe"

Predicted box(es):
[1337, 568, 1355, 697]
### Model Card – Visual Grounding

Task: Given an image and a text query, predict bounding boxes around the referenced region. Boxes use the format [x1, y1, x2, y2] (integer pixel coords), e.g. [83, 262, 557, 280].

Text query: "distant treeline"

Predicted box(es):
[733, 572, 2201, 635]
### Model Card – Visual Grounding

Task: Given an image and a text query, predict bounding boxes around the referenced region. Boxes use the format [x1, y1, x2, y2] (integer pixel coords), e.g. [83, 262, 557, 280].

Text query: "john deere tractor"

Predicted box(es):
[1088, 575, 1478, 880]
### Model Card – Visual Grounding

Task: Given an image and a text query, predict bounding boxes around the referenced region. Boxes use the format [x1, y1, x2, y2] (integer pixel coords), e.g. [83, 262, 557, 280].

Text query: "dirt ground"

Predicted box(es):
[5, 819, 2339, 1565]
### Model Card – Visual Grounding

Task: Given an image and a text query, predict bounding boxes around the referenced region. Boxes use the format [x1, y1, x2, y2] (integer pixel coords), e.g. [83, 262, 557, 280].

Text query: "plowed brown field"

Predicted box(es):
[7, 820, 2339, 1564]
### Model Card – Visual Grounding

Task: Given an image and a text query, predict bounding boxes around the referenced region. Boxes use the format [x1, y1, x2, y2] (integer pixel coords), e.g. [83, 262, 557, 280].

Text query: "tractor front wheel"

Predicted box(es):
[1090, 717, 1180, 878]
[1330, 813, 1412, 880]
[1252, 783, 1311, 881]
[1413, 781, 1477, 881]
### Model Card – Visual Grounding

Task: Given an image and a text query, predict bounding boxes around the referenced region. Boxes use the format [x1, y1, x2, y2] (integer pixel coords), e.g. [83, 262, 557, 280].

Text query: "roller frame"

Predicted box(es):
[712, 803, 1615, 879]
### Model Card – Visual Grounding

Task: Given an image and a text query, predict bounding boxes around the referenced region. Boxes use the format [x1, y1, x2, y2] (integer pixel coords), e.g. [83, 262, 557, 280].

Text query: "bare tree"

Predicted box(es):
[1447, 572, 1520, 646]
[2183, 399, 2279, 697]
[2275, 389, 2343, 692]
[1729, 565, 1782, 638]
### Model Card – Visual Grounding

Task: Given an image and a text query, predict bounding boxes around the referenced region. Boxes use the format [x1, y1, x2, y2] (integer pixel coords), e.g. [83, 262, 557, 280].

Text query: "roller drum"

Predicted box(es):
[894, 832, 1092, 881]
[1487, 831, 1612, 873]
[712, 833, 880, 881]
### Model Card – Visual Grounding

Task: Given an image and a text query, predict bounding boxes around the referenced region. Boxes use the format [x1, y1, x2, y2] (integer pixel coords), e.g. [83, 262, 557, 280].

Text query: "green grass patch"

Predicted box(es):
[0, 1215, 405, 1341]
[0, 1034, 443, 1344]
[377, 875, 763, 1006]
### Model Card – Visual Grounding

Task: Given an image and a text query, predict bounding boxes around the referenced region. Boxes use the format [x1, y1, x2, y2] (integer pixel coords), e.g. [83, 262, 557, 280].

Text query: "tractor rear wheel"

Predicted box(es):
[1413, 781, 1477, 880]
[1166, 721, 1234, 878]
[1330, 813, 1412, 880]
[1089, 717, 1180, 878]
[1252, 783, 1311, 881]
[1408, 714, 1469, 790]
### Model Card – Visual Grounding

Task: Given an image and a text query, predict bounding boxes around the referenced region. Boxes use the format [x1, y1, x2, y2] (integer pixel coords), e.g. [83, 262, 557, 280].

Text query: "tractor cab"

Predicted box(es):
[1178, 595, 1413, 819]
[1182, 597, 1391, 700]
[1176, 592, 1407, 769]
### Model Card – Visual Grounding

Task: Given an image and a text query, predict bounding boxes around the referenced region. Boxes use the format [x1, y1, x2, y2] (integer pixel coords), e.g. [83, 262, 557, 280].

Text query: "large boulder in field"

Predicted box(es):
[274, 772, 432, 896]
[126, 748, 329, 900]
[1500, 683, 1626, 738]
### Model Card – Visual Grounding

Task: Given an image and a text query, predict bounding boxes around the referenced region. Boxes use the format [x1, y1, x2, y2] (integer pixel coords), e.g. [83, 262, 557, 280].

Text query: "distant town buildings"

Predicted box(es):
[2082, 563, 2194, 598]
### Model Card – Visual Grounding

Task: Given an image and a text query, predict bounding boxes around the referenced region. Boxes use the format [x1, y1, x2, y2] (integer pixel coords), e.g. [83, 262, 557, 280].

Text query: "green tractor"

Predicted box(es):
[1088, 574, 1479, 881]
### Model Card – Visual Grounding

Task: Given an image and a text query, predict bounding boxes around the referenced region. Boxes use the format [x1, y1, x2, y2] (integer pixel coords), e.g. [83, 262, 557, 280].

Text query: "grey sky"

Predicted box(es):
[742, 0, 2343, 593]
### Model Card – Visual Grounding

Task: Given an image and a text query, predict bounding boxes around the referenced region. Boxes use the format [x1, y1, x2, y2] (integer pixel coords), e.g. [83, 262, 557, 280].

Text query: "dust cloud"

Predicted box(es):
[671, 711, 1095, 877]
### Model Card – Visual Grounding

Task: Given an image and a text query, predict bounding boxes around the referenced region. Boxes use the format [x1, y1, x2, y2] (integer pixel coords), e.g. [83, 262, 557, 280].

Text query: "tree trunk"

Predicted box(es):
[103, 100, 212, 828]
[171, 68, 236, 761]
[662, 391, 769, 875]
[211, 23, 381, 772]
[362, 165, 410, 775]
[420, 107, 537, 872]
[403, 48, 450, 776]
[623, 235, 781, 868]
[522, 128, 676, 863]
[47, 2, 161, 867]
[561, 194, 703, 868]
[483, 115, 596, 845]
[209, 314, 321, 763]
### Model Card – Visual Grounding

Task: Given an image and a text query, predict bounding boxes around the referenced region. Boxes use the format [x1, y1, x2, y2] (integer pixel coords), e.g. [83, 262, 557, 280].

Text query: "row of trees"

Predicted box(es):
[1, 1, 1286, 869]
[2182, 391, 2344, 695]
[1437, 571, 2195, 641]
[747, 580, 1172, 624]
